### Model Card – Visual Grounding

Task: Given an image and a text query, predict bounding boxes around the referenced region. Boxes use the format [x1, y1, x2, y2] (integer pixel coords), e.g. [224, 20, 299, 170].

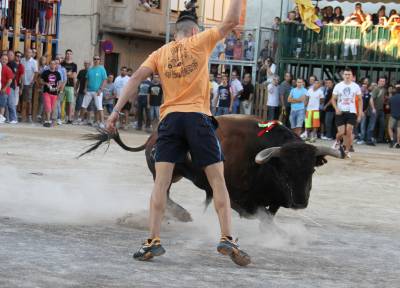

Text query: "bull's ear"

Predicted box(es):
[255, 147, 281, 164]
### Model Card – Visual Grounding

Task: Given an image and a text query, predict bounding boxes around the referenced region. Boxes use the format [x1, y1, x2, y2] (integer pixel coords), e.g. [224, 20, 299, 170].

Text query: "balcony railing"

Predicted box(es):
[279, 23, 400, 65]
[0, 0, 60, 37]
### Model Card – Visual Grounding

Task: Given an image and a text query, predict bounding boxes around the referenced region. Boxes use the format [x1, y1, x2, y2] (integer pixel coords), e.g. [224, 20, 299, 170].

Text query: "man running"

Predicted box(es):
[332, 68, 363, 157]
[106, 1, 251, 266]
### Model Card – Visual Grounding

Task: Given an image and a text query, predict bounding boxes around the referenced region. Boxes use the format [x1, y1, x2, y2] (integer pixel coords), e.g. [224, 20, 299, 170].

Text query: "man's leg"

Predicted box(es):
[149, 162, 175, 239]
[204, 162, 232, 237]
[378, 111, 386, 143]
[336, 125, 345, 144]
[344, 124, 354, 153]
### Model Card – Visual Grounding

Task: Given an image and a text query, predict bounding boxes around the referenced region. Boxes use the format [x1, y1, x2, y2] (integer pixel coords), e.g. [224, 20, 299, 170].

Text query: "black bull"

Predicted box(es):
[80, 115, 343, 223]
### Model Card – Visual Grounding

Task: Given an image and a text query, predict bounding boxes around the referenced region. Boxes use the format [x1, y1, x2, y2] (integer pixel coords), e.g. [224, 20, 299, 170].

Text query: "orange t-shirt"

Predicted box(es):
[141, 27, 223, 120]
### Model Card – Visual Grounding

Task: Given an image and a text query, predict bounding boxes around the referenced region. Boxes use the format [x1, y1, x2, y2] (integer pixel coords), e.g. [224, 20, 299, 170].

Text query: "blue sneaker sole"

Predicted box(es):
[217, 243, 251, 267]
[134, 246, 166, 261]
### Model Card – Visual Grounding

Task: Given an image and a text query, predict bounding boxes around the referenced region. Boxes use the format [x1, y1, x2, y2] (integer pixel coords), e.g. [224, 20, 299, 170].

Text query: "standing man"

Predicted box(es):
[322, 79, 336, 140]
[79, 56, 107, 128]
[106, 1, 251, 266]
[279, 72, 293, 127]
[266, 75, 280, 120]
[216, 74, 233, 116]
[6, 50, 20, 124]
[55, 57, 67, 125]
[114, 66, 131, 130]
[148, 74, 163, 129]
[0, 54, 14, 124]
[20, 49, 38, 123]
[240, 73, 254, 115]
[331, 68, 363, 157]
[388, 81, 400, 148]
[209, 74, 219, 115]
[230, 71, 243, 114]
[61, 49, 78, 124]
[288, 78, 307, 136]
[74, 61, 91, 123]
[370, 76, 387, 143]
[103, 74, 116, 115]
[41, 60, 62, 127]
[137, 77, 152, 131]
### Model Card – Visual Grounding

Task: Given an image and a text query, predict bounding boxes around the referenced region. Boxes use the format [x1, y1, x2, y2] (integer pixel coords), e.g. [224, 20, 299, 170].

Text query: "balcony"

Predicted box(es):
[100, 0, 167, 40]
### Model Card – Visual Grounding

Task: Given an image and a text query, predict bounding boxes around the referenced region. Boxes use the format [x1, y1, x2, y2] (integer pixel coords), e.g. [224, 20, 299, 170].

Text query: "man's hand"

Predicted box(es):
[357, 111, 364, 123]
[335, 109, 342, 115]
[97, 90, 102, 96]
[106, 111, 119, 134]
[372, 108, 376, 114]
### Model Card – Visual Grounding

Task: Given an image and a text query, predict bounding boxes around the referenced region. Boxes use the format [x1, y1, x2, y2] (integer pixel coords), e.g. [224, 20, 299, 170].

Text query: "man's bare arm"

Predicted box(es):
[114, 67, 153, 113]
[217, 0, 242, 38]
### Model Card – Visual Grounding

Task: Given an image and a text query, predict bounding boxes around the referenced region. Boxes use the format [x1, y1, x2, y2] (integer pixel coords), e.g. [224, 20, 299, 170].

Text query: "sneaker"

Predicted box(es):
[395, 143, 400, 149]
[133, 238, 166, 261]
[366, 142, 376, 147]
[217, 236, 251, 266]
[349, 145, 355, 152]
[321, 136, 329, 140]
[0, 115, 6, 124]
[57, 119, 62, 125]
[345, 152, 352, 159]
[356, 140, 365, 145]
[43, 121, 51, 128]
[99, 122, 105, 129]
[67, 120, 73, 125]
[9, 120, 18, 124]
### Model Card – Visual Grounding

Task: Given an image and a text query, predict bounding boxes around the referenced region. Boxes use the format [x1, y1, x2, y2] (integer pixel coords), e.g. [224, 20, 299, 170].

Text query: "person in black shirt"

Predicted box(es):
[137, 78, 152, 130]
[61, 49, 78, 124]
[322, 79, 335, 140]
[388, 82, 400, 148]
[240, 73, 254, 115]
[216, 75, 233, 116]
[358, 82, 373, 145]
[148, 74, 163, 128]
[41, 60, 62, 127]
[74, 61, 91, 121]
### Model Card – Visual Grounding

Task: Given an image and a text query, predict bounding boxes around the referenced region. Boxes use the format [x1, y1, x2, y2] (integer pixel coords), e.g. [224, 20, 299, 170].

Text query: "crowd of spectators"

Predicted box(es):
[0, 49, 164, 132]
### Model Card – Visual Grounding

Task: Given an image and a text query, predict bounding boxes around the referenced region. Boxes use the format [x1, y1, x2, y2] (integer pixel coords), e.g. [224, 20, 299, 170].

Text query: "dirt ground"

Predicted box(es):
[0, 124, 399, 288]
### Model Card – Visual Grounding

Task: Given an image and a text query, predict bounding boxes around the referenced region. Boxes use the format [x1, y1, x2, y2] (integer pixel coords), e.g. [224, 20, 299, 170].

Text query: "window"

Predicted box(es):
[171, 0, 185, 12]
[205, 0, 226, 22]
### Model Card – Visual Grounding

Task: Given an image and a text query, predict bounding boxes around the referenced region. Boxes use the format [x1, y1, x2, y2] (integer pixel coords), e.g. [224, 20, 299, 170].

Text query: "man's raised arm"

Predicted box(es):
[217, 0, 242, 38]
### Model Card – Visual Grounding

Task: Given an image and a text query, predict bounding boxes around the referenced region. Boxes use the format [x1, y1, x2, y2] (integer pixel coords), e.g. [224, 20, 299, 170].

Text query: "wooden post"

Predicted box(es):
[12, 0, 22, 51]
[36, 35, 43, 60]
[1, 29, 9, 51]
[24, 31, 32, 52]
[46, 36, 53, 62]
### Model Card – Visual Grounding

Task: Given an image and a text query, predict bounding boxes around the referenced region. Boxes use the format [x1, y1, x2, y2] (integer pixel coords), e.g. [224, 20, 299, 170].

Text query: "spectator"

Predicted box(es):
[74, 60, 90, 122]
[331, 68, 363, 157]
[20, 49, 38, 123]
[225, 32, 236, 60]
[271, 17, 280, 58]
[288, 78, 307, 136]
[294, 6, 302, 23]
[357, 81, 373, 145]
[279, 72, 293, 127]
[78, 55, 107, 128]
[103, 74, 115, 115]
[14, 51, 24, 123]
[41, 60, 62, 128]
[388, 81, 400, 148]
[389, 9, 397, 18]
[36, 55, 48, 122]
[305, 80, 324, 142]
[308, 75, 317, 89]
[370, 76, 387, 143]
[285, 11, 300, 24]
[372, 5, 387, 25]
[210, 73, 219, 115]
[216, 74, 233, 116]
[233, 38, 243, 60]
[137, 77, 152, 131]
[342, 15, 362, 60]
[61, 49, 78, 124]
[244, 33, 255, 61]
[114, 66, 131, 130]
[240, 73, 254, 115]
[148, 74, 163, 128]
[0, 54, 14, 124]
[259, 57, 276, 84]
[266, 75, 280, 121]
[334, 6, 344, 23]
[6, 50, 19, 124]
[349, 2, 366, 25]
[324, 6, 335, 23]
[230, 71, 243, 114]
[127, 68, 133, 77]
[54, 56, 67, 125]
[211, 40, 224, 61]
[258, 40, 270, 66]
[322, 79, 336, 140]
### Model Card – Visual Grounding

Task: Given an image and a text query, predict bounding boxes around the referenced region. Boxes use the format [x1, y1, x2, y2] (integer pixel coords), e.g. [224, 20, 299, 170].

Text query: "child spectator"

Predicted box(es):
[305, 80, 324, 142]
[288, 78, 307, 136]
[103, 74, 116, 115]
[148, 74, 163, 128]
[0, 54, 14, 124]
[137, 77, 152, 131]
[41, 60, 62, 127]
[216, 75, 233, 116]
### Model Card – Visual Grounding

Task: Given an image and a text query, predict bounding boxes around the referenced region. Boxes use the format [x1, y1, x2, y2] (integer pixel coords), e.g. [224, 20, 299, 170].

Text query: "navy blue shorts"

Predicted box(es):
[155, 112, 224, 168]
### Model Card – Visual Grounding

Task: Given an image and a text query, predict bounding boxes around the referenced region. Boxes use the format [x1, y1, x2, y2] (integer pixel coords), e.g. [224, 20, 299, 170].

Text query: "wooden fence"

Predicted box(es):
[253, 83, 268, 119]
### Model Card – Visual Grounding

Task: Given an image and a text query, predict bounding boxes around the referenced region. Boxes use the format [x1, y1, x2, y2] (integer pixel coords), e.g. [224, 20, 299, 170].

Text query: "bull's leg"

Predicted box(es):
[258, 205, 280, 233]
[165, 185, 193, 222]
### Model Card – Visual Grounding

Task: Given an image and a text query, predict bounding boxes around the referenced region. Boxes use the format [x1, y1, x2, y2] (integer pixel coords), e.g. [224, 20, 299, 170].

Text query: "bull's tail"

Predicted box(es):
[78, 128, 149, 158]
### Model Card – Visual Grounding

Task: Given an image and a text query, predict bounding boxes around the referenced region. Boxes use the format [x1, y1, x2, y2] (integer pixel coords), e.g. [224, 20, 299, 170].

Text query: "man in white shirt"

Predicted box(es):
[266, 75, 280, 120]
[209, 74, 219, 115]
[332, 68, 363, 157]
[305, 80, 324, 142]
[230, 71, 243, 114]
[21, 49, 38, 122]
[113, 66, 131, 129]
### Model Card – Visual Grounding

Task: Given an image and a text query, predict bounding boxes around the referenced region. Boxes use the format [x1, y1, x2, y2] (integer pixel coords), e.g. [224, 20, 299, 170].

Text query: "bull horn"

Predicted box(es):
[255, 147, 281, 164]
[315, 146, 343, 159]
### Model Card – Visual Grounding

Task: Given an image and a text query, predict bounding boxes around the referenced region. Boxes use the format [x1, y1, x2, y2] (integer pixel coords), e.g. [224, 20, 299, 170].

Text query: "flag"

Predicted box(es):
[295, 0, 321, 33]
